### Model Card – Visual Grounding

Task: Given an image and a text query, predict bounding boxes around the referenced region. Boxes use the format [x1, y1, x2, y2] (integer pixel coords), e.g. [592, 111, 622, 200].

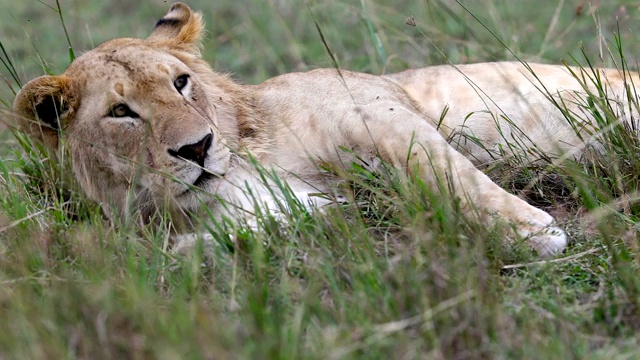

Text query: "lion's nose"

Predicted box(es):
[168, 133, 212, 168]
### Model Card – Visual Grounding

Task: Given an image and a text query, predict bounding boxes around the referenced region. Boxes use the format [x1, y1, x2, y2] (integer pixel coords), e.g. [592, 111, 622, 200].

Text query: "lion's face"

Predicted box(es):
[13, 3, 235, 218]
[68, 44, 231, 213]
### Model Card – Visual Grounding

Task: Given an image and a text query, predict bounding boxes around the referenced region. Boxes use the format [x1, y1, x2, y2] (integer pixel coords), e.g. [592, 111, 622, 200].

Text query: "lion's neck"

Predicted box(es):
[204, 76, 276, 162]
[201, 73, 263, 151]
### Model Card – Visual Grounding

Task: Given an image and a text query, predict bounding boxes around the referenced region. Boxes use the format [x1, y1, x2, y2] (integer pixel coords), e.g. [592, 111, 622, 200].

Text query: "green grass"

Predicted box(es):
[2, 0, 640, 358]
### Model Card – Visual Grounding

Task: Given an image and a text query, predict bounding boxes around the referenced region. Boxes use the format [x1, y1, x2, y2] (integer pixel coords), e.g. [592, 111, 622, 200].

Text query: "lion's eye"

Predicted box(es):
[109, 104, 138, 118]
[174, 74, 189, 93]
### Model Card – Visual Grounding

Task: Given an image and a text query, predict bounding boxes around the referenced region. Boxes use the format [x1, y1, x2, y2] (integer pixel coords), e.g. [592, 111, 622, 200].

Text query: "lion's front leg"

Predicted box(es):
[344, 103, 567, 256]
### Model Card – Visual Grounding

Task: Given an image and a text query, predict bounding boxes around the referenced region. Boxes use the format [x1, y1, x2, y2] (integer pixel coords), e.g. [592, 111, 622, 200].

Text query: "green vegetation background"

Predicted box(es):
[1, 0, 640, 358]
[3, 1, 639, 96]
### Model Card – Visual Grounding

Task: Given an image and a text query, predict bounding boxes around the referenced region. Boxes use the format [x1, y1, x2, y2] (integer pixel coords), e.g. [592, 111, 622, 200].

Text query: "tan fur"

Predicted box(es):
[19, 2, 640, 256]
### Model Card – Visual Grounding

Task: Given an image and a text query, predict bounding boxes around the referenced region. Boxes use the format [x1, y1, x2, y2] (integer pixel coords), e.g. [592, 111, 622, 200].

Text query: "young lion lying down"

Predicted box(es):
[13, 3, 638, 256]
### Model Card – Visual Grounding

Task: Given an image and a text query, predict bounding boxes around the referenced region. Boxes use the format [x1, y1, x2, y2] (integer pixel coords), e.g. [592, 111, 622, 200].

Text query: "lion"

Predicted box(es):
[15, 2, 637, 257]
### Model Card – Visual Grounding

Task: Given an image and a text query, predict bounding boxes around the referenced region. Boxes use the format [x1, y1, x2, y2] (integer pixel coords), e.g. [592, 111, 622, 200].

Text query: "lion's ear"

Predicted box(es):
[13, 75, 79, 149]
[147, 2, 204, 55]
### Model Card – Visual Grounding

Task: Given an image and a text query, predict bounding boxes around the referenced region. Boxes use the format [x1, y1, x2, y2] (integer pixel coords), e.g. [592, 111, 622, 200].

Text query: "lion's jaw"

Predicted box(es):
[62, 41, 234, 218]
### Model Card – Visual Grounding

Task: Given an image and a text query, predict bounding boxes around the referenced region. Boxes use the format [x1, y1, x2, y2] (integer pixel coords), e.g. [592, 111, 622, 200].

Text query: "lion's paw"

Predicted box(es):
[171, 233, 216, 256]
[170, 233, 230, 269]
[525, 225, 567, 257]
[515, 220, 567, 257]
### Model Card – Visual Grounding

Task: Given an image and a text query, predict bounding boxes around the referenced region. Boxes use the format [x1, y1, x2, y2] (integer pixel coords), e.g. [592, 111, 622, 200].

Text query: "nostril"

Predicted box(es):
[168, 133, 213, 168]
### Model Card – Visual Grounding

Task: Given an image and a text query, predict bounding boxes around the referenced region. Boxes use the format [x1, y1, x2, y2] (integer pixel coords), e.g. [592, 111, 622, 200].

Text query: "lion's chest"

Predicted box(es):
[214, 166, 338, 222]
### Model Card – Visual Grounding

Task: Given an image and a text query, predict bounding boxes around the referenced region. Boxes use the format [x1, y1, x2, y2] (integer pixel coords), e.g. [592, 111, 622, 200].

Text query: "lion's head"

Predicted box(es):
[13, 3, 253, 220]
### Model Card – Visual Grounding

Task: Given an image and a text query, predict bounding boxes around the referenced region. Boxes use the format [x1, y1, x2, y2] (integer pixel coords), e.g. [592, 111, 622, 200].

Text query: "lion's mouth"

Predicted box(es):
[177, 154, 234, 197]
[193, 170, 216, 188]
[177, 170, 221, 197]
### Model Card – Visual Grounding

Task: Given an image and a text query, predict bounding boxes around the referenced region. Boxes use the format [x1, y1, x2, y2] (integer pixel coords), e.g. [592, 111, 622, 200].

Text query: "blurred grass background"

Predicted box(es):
[2, 0, 640, 358]
[2, 0, 639, 99]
